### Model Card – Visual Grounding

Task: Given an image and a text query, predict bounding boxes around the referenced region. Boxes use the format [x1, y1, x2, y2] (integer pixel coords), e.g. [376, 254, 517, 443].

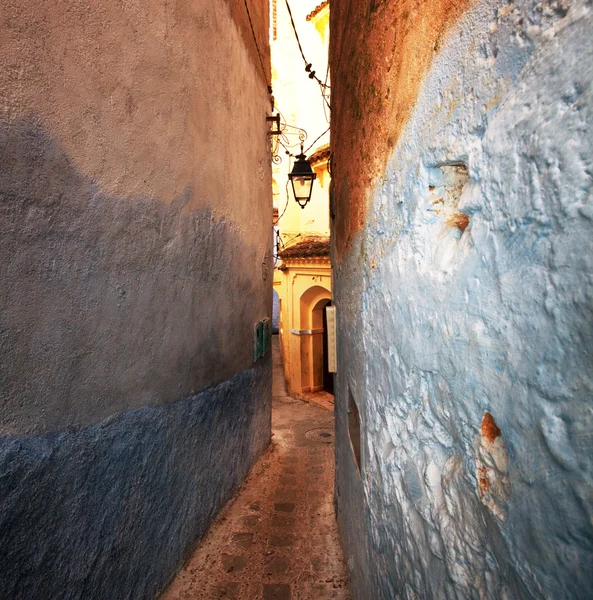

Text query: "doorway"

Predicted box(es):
[322, 300, 334, 394]
[311, 297, 333, 394]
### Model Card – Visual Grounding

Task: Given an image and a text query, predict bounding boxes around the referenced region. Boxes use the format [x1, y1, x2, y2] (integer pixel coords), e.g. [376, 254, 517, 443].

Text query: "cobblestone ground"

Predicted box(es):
[160, 337, 350, 600]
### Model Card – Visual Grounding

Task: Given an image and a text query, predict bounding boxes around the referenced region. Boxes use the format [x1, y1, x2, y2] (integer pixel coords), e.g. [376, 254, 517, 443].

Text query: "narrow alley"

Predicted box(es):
[161, 337, 350, 600]
[2, 1, 592, 599]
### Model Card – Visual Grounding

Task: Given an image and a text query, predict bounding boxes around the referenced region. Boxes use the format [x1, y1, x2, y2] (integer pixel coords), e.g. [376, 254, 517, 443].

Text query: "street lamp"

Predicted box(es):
[288, 146, 316, 209]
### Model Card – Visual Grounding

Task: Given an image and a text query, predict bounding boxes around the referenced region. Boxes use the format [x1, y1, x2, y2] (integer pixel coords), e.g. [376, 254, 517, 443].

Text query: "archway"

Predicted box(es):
[299, 285, 331, 394]
[313, 297, 334, 394]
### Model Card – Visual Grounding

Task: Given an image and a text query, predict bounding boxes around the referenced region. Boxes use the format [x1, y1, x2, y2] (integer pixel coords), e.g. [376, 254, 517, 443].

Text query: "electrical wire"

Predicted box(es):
[273, 157, 293, 225]
[304, 125, 330, 154]
[243, 0, 275, 106]
[322, 60, 331, 124]
[243, 0, 267, 80]
[274, 189, 290, 224]
[285, 1, 308, 73]
[284, 0, 331, 112]
[281, 233, 302, 248]
[273, 230, 299, 267]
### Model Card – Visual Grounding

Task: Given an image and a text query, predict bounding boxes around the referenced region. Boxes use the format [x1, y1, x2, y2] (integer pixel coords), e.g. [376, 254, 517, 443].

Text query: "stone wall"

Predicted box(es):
[0, 1, 272, 597]
[330, 1, 593, 598]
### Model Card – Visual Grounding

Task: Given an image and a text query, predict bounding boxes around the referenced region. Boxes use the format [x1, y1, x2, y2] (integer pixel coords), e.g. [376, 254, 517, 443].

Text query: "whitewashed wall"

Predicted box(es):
[334, 1, 593, 598]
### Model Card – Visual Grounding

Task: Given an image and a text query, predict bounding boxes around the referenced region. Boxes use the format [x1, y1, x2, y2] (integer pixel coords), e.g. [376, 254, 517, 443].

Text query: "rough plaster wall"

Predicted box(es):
[329, 0, 471, 257]
[0, 366, 270, 600]
[0, 120, 269, 434]
[0, 0, 272, 596]
[332, 1, 593, 598]
[0, 0, 270, 218]
[0, 0, 271, 434]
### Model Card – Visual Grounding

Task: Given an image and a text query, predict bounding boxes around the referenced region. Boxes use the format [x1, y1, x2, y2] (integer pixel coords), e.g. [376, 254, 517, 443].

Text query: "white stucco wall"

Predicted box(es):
[334, 1, 593, 598]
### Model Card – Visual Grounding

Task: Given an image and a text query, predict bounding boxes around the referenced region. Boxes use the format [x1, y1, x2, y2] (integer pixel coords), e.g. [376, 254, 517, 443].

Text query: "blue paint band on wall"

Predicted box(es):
[0, 363, 271, 600]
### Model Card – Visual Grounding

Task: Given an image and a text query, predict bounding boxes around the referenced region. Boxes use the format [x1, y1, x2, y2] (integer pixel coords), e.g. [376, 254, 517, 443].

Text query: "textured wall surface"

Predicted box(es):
[0, 0, 272, 597]
[329, 0, 470, 257]
[0, 120, 270, 434]
[0, 0, 271, 435]
[331, 1, 593, 598]
[0, 366, 270, 600]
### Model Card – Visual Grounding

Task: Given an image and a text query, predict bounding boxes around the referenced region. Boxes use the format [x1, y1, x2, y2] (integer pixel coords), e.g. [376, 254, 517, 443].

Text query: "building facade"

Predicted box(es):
[272, 0, 332, 397]
[0, 1, 272, 598]
[275, 236, 332, 395]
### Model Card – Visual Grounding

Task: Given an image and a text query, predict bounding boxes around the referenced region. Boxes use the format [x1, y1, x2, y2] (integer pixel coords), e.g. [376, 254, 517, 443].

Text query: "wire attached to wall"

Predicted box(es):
[273, 157, 293, 225]
[322, 60, 331, 124]
[270, 0, 332, 230]
[244, 0, 331, 147]
[304, 126, 330, 154]
[243, 0, 275, 108]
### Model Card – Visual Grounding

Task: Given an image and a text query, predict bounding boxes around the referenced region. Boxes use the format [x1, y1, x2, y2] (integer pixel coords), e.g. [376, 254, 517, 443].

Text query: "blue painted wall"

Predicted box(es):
[0, 366, 270, 600]
[332, 1, 593, 598]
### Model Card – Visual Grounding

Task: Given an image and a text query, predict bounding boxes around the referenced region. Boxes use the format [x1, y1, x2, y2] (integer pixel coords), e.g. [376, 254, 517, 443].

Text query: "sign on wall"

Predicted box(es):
[326, 306, 337, 373]
[253, 318, 272, 363]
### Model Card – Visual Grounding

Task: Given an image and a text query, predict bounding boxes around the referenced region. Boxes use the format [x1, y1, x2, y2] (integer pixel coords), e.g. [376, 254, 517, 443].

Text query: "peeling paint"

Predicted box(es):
[481, 412, 502, 443]
[477, 412, 510, 520]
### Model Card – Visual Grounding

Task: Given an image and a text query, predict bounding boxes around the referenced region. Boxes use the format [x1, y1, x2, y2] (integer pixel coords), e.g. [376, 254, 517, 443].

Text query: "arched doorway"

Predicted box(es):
[299, 285, 332, 394]
[313, 297, 334, 394]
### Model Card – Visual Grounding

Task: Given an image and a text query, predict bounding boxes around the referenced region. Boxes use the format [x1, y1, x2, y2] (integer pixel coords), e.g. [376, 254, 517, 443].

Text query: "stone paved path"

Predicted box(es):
[160, 337, 350, 599]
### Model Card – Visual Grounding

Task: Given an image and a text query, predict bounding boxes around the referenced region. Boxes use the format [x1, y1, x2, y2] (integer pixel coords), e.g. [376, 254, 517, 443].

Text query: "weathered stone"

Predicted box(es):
[271, 515, 295, 530]
[221, 555, 247, 574]
[274, 490, 299, 503]
[230, 533, 255, 549]
[264, 555, 291, 575]
[279, 475, 297, 486]
[268, 535, 295, 548]
[241, 515, 260, 528]
[210, 582, 241, 599]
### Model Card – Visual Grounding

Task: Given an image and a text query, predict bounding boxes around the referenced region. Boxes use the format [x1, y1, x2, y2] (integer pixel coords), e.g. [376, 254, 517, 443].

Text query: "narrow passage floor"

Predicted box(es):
[161, 338, 350, 599]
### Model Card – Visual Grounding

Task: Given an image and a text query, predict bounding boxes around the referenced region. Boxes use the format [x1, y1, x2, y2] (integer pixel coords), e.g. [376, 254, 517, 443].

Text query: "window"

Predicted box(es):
[348, 389, 362, 472]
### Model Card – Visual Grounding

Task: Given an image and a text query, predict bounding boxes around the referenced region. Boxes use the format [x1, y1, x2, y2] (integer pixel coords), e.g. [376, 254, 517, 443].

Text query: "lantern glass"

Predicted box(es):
[291, 175, 314, 207]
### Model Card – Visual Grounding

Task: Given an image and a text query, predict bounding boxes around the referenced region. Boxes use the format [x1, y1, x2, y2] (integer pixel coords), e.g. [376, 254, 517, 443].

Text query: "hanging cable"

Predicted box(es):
[243, 0, 268, 80]
[274, 188, 290, 224]
[281, 233, 302, 248]
[322, 60, 331, 124]
[273, 157, 293, 225]
[243, 0, 275, 106]
[284, 0, 331, 112]
[304, 126, 330, 154]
